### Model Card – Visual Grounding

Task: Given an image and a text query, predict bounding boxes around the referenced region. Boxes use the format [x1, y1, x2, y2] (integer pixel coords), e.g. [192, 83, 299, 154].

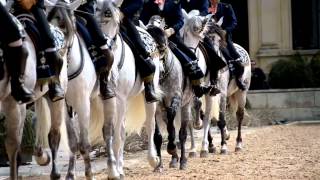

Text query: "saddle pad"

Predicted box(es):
[136, 26, 157, 55]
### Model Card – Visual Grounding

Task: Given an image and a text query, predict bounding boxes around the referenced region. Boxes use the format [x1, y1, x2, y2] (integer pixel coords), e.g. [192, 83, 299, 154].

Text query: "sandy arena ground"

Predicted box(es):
[10, 124, 320, 179]
[95, 124, 320, 180]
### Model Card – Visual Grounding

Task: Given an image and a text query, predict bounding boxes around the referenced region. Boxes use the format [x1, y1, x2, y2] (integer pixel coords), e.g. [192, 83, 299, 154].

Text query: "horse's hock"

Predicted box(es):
[246, 88, 320, 126]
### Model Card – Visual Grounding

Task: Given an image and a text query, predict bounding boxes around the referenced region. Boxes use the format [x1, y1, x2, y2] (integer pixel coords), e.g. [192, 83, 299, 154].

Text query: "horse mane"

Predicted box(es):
[207, 22, 227, 48]
[146, 25, 168, 53]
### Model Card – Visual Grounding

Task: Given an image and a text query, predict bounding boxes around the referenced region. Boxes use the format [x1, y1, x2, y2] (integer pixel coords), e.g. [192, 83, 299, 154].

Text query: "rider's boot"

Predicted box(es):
[6, 45, 35, 103]
[185, 60, 212, 98]
[45, 50, 65, 102]
[209, 69, 221, 96]
[99, 48, 115, 99]
[142, 57, 159, 103]
[232, 60, 246, 91]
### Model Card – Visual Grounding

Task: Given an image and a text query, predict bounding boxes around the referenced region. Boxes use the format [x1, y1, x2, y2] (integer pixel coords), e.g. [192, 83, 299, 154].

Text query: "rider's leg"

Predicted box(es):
[169, 35, 212, 98]
[31, 1, 64, 101]
[220, 41, 246, 90]
[225, 33, 245, 90]
[0, 3, 35, 103]
[123, 16, 159, 103]
[76, 1, 115, 99]
[202, 36, 228, 95]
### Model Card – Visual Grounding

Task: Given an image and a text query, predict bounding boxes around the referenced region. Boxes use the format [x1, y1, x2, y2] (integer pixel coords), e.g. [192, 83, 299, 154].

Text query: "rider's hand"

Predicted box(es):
[164, 28, 175, 37]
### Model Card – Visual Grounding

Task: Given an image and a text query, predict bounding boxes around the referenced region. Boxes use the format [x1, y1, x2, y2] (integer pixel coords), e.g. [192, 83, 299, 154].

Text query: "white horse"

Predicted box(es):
[193, 16, 252, 156]
[79, 0, 162, 178]
[1, 4, 70, 179]
[35, 3, 102, 180]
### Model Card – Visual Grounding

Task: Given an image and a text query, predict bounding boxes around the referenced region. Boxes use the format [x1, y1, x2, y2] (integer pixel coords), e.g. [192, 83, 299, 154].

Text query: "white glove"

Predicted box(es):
[164, 28, 175, 37]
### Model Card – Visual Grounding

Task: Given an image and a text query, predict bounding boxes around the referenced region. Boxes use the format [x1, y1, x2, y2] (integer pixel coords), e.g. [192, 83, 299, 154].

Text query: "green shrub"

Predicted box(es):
[268, 53, 314, 89]
[310, 52, 320, 87]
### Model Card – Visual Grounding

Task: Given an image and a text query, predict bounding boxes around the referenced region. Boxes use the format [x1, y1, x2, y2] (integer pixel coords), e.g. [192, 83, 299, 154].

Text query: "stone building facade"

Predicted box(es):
[225, 0, 320, 74]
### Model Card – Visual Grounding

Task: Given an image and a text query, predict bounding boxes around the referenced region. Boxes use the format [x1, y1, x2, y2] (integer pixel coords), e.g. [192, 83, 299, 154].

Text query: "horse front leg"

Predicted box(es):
[153, 114, 163, 172]
[234, 92, 246, 152]
[3, 98, 25, 180]
[65, 107, 79, 180]
[166, 96, 180, 168]
[144, 102, 160, 169]
[200, 96, 214, 158]
[47, 99, 65, 180]
[217, 96, 228, 154]
[179, 105, 191, 170]
[103, 98, 120, 179]
[188, 121, 197, 158]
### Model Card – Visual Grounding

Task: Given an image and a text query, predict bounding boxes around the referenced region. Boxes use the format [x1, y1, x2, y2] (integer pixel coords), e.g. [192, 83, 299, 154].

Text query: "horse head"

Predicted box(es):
[96, 0, 121, 39]
[205, 17, 227, 52]
[47, 0, 79, 54]
[146, 16, 168, 58]
[181, 9, 212, 49]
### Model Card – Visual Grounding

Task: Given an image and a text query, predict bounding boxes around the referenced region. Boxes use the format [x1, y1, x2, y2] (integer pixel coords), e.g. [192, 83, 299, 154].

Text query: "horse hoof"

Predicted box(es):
[35, 151, 51, 166]
[188, 152, 197, 158]
[226, 134, 230, 141]
[153, 165, 164, 173]
[200, 150, 209, 158]
[65, 173, 75, 180]
[148, 156, 160, 168]
[235, 147, 242, 152]
[220, 149, 228, 155]
[50, 172, 61, 180]
[167, 148, 177, 156]
[179, 163, 187, 170]
[208, 146, 216, 154]
[169, 157, 178, 168]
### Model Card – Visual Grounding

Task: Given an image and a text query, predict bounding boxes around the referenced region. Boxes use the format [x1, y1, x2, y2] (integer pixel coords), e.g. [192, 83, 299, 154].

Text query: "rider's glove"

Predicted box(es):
[164, 28, 175, 37]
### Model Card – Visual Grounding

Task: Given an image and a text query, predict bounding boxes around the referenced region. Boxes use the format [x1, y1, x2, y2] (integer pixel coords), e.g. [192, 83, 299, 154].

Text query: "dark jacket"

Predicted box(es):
[140, 0, 184, 34]
[213, 3, 237, 33]
[181, 0, 209, 16]
[120, 0, 144, 22]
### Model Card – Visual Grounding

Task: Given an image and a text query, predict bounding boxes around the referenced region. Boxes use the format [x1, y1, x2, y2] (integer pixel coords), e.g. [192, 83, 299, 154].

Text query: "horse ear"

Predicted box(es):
[112, 0, 123, 7]
[139, 20, 147, 30]
[69, 0, 82, 11]
[217, 16, 224, 26]
[181, 8, 189, 20]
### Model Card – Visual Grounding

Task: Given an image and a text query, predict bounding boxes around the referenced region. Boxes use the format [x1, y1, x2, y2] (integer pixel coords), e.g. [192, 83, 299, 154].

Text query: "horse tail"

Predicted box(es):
[211, 96, 220, 121]
[88, 96, 104, 145]
[34, 97, 69, 150]
[126, 94, 146, 135]
[228, 94, 238, 117]
[34, 97, 51, 148]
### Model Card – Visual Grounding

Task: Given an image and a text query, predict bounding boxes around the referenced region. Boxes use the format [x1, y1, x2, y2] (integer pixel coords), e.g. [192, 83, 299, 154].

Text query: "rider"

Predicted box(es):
[140, 0, 212, 98]
[209, 0, 246, 90]
[119, 0, 159, 103]
[75, 0, 115, 99]
[15, 0, 65, 101]
[182, 0, 227, 96]
[181, 0, 209, 16]
[0, 3, 35, 103]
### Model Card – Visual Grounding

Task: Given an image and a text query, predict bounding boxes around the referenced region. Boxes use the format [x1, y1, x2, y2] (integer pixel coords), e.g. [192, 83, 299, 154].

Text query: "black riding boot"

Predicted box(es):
[46, 51, 65, 102]
[99, 48, 115, 99]
[210, 69, 221, 96]
[6, 46, 35, 103]
[232, 60, 246, 91]
[184, 61, 212, 98]
[140, 57, 159, 103]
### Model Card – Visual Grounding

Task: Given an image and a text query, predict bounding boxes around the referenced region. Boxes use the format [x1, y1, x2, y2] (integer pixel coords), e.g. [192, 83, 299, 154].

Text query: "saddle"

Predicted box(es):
[119, 24, 157, 62]
[13, 12, 65, 81]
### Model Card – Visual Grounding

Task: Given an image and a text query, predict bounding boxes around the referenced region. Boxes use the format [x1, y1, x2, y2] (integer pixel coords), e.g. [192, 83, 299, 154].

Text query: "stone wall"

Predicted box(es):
[247, 88, 320, 123]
